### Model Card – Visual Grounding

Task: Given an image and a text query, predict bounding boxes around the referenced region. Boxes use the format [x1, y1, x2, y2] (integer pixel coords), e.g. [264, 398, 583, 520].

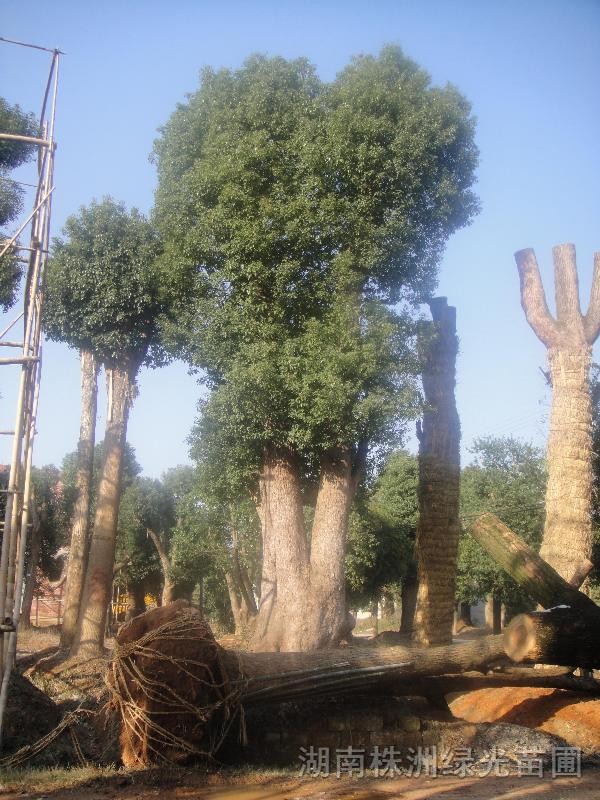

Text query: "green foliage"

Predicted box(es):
[0, 97, 38, 310]
[43, 198, 165, 368]
[116, 477, 175, 586]
[59, 441, 141, 523]
[345, 450, 418, 606]
[155, 46, 479, 485]
[457, 436, 546, 609]
[31, 465, 66, 581]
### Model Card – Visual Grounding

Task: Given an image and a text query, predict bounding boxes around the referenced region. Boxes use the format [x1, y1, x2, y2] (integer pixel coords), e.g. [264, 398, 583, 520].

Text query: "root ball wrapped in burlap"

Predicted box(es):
[106, 600, 244, 767]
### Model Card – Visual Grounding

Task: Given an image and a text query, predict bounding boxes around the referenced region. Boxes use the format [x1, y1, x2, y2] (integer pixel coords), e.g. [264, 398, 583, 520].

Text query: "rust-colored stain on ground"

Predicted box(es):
[449, 687, 600, 753]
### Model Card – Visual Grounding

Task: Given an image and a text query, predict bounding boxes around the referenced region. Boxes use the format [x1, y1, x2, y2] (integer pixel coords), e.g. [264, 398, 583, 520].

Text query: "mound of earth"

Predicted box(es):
[1, 672, 67, 766]
[449, 686, 600, 755]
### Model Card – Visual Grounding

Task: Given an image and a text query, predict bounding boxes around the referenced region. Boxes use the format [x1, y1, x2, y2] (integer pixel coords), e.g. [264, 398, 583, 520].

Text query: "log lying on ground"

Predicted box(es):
[107, 600, 600, 767]
[471, 513, 600, 670]
[504, 606, 600, 670]
[470, 513, 597, 611]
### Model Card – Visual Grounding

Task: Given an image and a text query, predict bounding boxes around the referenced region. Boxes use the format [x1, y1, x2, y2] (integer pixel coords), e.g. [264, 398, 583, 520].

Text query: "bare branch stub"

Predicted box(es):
[514, 248, 560, 348]
[584, 251, 600, 343]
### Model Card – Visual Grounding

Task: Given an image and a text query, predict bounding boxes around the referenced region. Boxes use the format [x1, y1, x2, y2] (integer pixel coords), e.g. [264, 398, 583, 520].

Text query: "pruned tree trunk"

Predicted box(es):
[514, 245, 600, 580]
[17, 501, 43, 630]
[504, 606, 600, 670]
[414, 298, 461, 646]
[60, 349, 99, 648]
[71, 364, 134, 657]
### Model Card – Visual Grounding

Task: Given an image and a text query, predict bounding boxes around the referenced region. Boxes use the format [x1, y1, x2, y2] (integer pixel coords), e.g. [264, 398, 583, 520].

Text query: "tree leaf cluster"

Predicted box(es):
[43, 198, 165, 369]
[0, 97, 39, 310]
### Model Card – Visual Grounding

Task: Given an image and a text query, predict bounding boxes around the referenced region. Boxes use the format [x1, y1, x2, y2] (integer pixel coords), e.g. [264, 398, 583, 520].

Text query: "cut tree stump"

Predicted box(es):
[504, 606, 600, 670]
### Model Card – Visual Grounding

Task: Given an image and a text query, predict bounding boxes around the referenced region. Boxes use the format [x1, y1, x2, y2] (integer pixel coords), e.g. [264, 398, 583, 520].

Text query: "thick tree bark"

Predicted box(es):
[414, 298, 461, 646]
[18, 502, 43, 629]
[514, 244, 600, 580]
[251, 444, 362, 651]
[60, 349, 99, 648]
[146, 528, 175, 606]
[307, 447, 355, 648]
[504, 606, 600, 670]
[251, 447, 308, 651]
[71, 364, 134, 657]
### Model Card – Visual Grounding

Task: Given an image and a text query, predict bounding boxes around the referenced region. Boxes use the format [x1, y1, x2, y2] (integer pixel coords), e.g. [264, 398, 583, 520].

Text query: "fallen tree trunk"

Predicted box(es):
[111, 600, 600, 767]
[470, 513, 597, 612]
[504, 606, 600, 670]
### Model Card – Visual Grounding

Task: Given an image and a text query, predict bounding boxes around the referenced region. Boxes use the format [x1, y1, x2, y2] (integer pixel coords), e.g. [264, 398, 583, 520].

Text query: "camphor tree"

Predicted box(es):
[514, 245, 600, 582]
[458, 436, 546, 630]
[0, 98, 38, 309]
[155, 47, 479, 650]
[44, 198, 164, 655]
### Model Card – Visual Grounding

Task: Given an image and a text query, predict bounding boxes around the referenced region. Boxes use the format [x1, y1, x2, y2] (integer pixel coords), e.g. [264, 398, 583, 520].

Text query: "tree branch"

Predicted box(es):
[514, 248, 560, 347]
[553, 243, 583, 330]
[584, 251, 600, 343]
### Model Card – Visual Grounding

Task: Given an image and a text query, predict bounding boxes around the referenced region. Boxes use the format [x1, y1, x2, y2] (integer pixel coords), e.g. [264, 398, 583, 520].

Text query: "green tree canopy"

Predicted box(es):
[156, 46, 479, 485]
[0, 97, 38, 309]
[458, 436, 546, 609]
[43, 198, 165, 368]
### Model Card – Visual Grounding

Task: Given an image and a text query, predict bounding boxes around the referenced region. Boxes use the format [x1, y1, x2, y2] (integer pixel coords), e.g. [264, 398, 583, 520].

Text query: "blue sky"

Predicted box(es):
[1, 0, 599, 477]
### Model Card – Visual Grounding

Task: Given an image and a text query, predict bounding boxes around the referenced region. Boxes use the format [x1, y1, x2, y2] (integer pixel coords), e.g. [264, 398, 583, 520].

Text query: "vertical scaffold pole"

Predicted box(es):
[0, 39, 60, 749]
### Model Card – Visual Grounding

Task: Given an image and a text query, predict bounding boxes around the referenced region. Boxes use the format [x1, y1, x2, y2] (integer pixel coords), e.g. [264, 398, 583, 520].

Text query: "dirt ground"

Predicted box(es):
[1, 767, 599, 800]
[6, 626, 600, 800]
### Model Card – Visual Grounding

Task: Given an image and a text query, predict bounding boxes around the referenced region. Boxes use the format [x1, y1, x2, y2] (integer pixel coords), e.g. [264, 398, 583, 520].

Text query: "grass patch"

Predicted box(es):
[0, 764, 118, 793]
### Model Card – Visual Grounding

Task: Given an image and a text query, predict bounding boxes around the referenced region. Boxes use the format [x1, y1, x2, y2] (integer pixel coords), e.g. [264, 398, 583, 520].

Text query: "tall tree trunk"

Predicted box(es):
[60, 349, 98, 648]
[307, 447, 355, 648]
[251, 447, 308, 651]
[399, 573, 418, 635]
[251, 445, 362, 652]
[18, 502, 43, 630]
[515, 245, 600, 580]
[414, 297, 461, 646]
[71, 364, 134, 657]
[146, 528, 175, 606]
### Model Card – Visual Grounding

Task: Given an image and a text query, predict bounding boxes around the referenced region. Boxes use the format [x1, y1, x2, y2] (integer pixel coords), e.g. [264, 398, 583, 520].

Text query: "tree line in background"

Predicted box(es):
[3, 46, 597, 656]
[12, 425, 600, 642]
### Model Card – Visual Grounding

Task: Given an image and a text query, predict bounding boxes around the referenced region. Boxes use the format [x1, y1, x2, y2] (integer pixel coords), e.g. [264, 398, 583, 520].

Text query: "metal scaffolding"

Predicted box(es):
[0, 37, 60, 748]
